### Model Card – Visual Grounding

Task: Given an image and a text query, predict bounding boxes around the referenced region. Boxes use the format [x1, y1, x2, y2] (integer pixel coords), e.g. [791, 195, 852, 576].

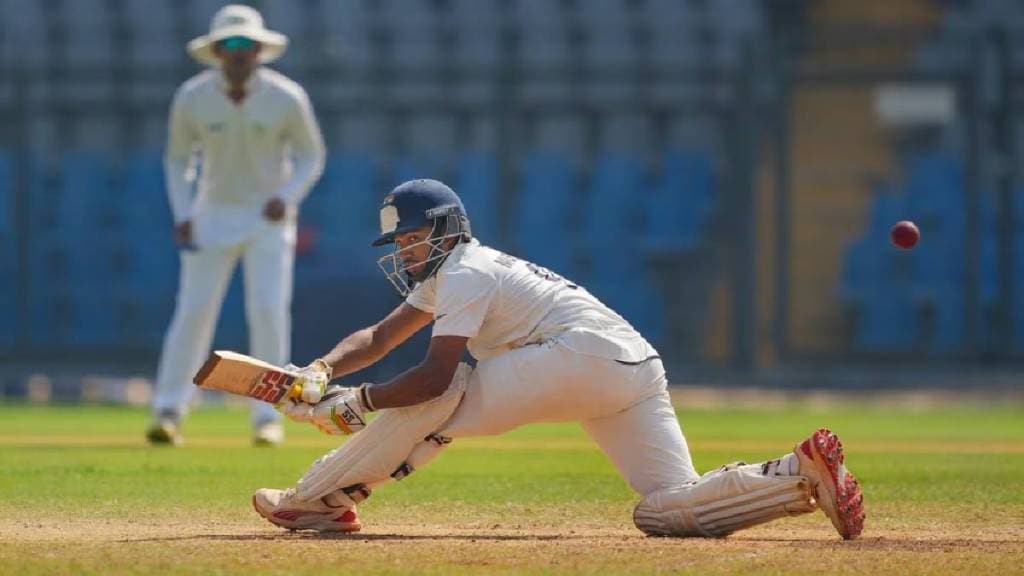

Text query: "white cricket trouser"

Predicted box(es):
[298, 338, 699, 501]
[441, 340, 699, 495]
[151, 223, 294, 426]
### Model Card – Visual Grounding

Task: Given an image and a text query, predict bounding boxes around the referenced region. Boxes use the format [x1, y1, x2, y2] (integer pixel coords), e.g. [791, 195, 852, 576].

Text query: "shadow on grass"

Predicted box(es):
[121, 532, 572, 543]
[119, 533, 1022, 549]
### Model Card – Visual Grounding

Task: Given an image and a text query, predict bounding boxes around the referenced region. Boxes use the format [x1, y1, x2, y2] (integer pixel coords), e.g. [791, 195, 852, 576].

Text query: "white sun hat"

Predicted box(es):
[187, 4, 288, 67]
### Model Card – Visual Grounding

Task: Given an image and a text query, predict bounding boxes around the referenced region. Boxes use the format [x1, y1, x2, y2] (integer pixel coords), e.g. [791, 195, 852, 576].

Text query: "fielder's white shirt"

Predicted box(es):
[165, 68, 325, 246]
[406, 240, 658, 362]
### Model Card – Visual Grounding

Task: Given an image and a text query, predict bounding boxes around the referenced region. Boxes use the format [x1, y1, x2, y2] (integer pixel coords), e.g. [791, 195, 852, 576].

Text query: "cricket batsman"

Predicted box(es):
[147, 5, 326, 446]
[252, 179, 865, 538]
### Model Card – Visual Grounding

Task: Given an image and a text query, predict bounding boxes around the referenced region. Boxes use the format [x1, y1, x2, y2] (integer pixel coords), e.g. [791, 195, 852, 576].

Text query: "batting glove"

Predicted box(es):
[308, 384, 375, 435]
[292, 359, 332, 403]
[275, 359, 331, 421]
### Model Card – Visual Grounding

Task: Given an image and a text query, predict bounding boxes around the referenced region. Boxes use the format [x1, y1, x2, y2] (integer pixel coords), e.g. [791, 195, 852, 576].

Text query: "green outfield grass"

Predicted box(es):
[0, 401, 1022, 575]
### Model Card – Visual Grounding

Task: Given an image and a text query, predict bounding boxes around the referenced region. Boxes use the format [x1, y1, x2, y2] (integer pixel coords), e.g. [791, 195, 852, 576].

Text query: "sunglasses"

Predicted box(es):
[218, 36, 258, 52]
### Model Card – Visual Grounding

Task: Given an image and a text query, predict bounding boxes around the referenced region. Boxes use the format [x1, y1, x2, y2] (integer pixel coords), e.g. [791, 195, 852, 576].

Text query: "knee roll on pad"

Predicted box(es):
[390, 433, 454, 481]
[633, 462, 818, 537]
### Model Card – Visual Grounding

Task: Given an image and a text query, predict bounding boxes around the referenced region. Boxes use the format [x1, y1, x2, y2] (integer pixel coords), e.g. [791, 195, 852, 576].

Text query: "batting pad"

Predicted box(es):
[633, 462, 818, 537]
[294, 363, 471, 502]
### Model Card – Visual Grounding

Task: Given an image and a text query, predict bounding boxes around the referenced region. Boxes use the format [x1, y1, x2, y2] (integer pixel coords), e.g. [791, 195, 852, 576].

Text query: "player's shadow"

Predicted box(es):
[122, 532, 577, 543]
[123, 534, 1022, 548]
[726, 536, 1020, 550]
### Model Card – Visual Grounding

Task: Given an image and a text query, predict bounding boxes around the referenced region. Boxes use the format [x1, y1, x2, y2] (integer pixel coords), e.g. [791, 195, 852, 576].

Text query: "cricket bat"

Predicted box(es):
[193, 350, 303, 404]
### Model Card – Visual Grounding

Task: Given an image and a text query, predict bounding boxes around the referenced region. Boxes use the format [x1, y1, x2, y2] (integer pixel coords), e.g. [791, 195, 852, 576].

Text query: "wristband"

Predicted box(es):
[359, 384, 376, 412]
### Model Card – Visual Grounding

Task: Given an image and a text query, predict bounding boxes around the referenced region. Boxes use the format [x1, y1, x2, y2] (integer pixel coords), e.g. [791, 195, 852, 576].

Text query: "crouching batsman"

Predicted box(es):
[252, 179, 865, 539]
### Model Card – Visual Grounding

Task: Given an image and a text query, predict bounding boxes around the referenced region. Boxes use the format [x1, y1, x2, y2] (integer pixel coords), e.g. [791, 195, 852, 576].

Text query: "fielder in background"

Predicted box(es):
[253, 179, 866, 539]
[147, 4, 326, 446]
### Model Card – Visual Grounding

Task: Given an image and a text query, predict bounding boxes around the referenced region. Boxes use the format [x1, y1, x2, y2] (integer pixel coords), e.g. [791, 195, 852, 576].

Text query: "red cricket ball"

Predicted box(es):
[890, 220, 920, 249]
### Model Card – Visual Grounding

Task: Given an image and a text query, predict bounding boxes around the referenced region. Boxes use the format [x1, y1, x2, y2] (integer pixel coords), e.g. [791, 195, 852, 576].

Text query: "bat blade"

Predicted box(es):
[193, 350, 302, 405]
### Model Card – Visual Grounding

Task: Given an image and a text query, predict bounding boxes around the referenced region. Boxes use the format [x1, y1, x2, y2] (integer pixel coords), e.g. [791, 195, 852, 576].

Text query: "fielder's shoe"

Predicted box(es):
[794, 428, 865, 539]
[252, 421, 285, 447]
[146, 411, 182, 446]
[252, 488, 362, 533]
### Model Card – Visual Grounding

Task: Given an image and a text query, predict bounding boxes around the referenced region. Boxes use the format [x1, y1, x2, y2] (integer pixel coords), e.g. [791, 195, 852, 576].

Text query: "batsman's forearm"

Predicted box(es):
[321, 327, 391, 379]
[363, 364, 448, 409]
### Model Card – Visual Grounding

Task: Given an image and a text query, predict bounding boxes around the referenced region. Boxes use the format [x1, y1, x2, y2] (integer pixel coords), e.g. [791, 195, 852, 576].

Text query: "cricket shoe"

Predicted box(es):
[252, 421, 285, 447]
[145, 411, 182, 446]
[252, 488, 362, 533]
[795, 428, 865, 539]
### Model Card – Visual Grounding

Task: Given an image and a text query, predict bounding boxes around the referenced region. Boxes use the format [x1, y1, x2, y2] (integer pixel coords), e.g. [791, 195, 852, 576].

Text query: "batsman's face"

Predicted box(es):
[394, 226, 435, 281]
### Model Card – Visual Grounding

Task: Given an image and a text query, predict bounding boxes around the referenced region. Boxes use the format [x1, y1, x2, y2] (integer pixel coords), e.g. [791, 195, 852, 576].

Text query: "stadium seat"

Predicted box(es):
[451, 0, 503, 71]
[319, 0, 375, 69]
[261, 0, 314, 73]
[454, 152, 500, 246]
[643, 150, 715, 256]
[129, 30, 181, 71]
[309, 152, 380, 277]
[583, 152, 645, 263]
[585, 277, 665, 343]
[54, 151, 115, 232]
[0, 152, 13, 348]
[839, 239, 918, 350]
[0, 0, 49, 68]
[905, 151, 966, 240]
[855, 287, 919, 350]
[513, 151, 577, 276]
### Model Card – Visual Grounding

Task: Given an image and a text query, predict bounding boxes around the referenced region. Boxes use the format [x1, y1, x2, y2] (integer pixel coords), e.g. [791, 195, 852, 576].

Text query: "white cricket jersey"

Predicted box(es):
[406, 240, 658, 362]
[164, 67, 325, 232]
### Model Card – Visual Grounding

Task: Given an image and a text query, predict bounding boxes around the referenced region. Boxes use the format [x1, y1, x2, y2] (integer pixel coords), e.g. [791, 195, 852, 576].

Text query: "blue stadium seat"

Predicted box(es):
[855, 287, 919, 350]
[643, 150, 715, 255]
[584, 278, 665, 343]
[0, 0, 50, 69]
[583, 153, 645, 262]
[865, 186, 909, 236]
[62, 0, 114, 67]
[55, 151, 115, 234]
[319, 0, 375, 69]
[0, 152, 13, 347]
[455, 152, 500, 246]
[308, 152, 380, 277]
[69, 282, 120, 347]
[125, 0, 180, 68]
[120, 150, 172, 229]
[452, 0, 502, 71]
[514, 151, 577, 276]
[905, 152, 965, 242]
[261, 0, 313, 72]
[580, 153, 664, 340]
[0, 151, 10, 235]
[839, 238, 918, 350]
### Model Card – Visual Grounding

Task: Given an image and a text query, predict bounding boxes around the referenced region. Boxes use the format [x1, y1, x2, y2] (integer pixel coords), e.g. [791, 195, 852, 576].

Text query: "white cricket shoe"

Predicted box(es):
[252, 488, 362, 533]
[252, 421, 285, 447]
[146, 412, 182, 446]
[794, 428, 865, 539]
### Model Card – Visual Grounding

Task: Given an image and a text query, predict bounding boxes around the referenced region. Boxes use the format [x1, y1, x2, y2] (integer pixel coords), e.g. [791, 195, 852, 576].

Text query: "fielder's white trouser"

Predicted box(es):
[295, 339, 699, 504]
[152, 222, 294, 426]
